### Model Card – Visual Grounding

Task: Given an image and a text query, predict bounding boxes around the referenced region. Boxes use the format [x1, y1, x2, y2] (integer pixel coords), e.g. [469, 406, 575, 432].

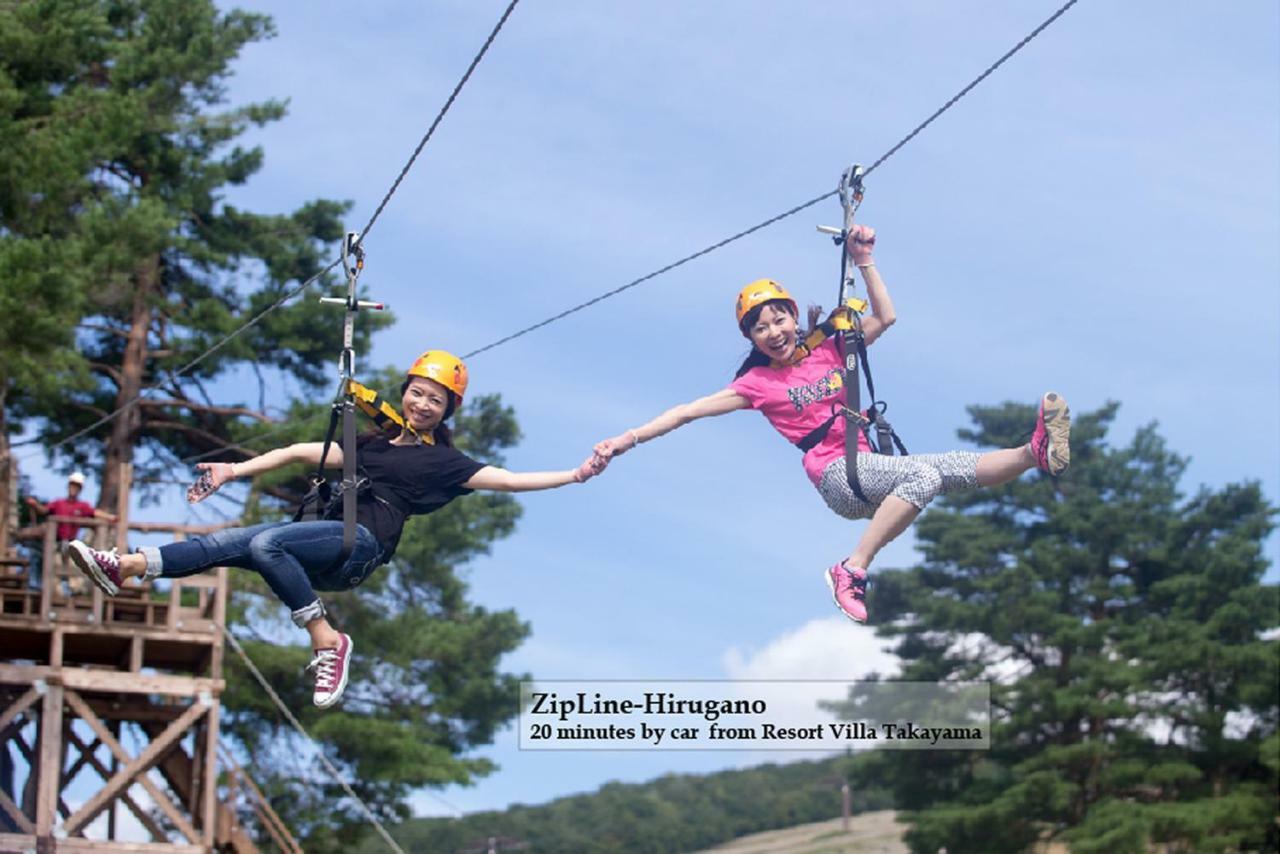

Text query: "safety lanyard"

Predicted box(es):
[809, 165, 908, 501]
[312, 232, 388, 568]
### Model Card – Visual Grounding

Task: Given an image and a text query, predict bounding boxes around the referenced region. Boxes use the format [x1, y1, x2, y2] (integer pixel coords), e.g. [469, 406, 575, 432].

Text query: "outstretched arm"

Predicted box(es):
[595, 387, 750, 459]
[463, 465, 591, 493]
[187, 443, 340, 504]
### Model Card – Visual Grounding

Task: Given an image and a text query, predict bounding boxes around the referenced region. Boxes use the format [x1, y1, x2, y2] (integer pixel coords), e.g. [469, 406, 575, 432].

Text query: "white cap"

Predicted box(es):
[68, 472, 86, 485]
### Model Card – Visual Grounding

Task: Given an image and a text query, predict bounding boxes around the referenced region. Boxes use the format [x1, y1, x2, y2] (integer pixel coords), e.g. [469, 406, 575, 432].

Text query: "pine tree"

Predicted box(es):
[5, 4, 527, 846]
[832, 402, 1278, 853]
[0, 0, 116, 539]
[3, 0, 385, 512]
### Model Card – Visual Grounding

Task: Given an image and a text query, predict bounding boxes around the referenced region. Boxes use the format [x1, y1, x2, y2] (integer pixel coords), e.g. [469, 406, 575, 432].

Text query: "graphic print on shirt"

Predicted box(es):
[786, 367, 844, 413]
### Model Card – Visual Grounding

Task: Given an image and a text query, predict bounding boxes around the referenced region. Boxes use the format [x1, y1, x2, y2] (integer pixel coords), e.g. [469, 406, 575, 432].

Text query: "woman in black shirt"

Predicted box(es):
[68, 350, 604, 708]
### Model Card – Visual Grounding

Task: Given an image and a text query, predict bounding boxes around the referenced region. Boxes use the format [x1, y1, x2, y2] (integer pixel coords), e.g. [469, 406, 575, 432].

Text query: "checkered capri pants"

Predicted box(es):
[816, 451, 981, 520]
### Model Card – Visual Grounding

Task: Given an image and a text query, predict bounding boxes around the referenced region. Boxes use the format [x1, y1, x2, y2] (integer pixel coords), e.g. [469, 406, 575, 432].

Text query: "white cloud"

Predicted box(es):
[723, 617, 900, 682]
[719, 618, 903, 754]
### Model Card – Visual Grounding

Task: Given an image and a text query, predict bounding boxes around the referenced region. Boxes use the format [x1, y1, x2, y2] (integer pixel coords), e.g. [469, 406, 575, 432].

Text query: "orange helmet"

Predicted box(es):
[734, 279, 797, 329]
[406, 350, 468, 402]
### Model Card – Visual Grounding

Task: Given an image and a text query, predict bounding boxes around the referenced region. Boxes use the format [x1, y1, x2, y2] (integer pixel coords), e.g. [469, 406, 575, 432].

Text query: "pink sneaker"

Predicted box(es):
[308, 633, 353, 708]
[825, 562, 868, 623]
[66, 540, 123, 596]
[1029, 392, 1070, 475]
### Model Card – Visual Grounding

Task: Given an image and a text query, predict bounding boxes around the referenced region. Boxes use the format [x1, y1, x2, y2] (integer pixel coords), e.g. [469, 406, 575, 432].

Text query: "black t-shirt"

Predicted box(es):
[335, 436, 486, 562]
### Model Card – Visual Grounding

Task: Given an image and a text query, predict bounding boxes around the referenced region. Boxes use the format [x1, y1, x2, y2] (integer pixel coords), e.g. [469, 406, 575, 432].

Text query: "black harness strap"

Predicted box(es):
[300, 231, 388, 573]
[837, 316, 873, 501]
[292, 395, 358, 571]
[338, 395, 357, 567]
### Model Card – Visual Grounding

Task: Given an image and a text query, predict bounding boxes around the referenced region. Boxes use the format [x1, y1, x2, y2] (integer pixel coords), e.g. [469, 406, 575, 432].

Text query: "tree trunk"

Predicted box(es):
[100, 256, 156, 514]
[0, 384, 10, 555]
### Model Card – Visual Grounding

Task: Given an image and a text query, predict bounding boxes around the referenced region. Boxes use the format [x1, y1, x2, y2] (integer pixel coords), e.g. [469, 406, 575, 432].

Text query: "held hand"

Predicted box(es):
[594, 431, 639, 460]
[573, 453, 609, 484]
[187, 462, 236, 504]
[846, 224, 876, 266]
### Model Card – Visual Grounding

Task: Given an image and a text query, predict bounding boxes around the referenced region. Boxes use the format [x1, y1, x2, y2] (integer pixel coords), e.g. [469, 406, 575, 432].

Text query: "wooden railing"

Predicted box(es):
[1, 516, 232, 636]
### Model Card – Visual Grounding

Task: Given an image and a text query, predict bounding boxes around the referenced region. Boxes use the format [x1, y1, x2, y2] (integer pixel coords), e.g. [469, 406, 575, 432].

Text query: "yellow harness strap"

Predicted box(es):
[346, 379, 433, 446]
[775, 300, 869, 367]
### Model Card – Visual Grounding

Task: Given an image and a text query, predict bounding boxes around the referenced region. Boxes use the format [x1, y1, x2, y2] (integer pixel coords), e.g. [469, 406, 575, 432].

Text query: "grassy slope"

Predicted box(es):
[697, 811, 908, 854]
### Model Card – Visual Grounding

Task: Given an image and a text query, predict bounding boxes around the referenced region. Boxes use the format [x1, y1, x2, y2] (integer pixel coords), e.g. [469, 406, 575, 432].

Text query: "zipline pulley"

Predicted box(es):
[300, 231, 389, 570]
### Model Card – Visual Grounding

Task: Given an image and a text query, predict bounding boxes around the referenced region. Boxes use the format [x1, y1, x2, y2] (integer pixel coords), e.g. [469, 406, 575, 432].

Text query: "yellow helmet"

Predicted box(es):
[735, 279, 797, 329]
[406, 350, 468, 402]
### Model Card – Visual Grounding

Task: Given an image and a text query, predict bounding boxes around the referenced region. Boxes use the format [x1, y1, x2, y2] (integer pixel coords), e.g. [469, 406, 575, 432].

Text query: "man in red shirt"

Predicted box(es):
[26, 472, 116, 593]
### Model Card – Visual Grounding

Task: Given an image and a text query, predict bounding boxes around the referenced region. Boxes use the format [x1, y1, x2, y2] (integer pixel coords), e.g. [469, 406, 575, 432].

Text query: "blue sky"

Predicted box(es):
[18, 0, 1279, 824]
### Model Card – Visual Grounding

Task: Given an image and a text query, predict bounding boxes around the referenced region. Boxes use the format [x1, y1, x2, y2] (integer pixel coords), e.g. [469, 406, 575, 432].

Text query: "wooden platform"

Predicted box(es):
[0, 517, 289, 853]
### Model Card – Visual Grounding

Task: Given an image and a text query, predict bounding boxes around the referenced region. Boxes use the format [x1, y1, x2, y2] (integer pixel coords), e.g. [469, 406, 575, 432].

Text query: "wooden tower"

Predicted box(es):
[0, 501, 296, 852]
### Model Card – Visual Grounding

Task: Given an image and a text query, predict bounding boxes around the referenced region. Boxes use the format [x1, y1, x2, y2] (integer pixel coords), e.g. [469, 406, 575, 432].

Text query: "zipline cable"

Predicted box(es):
[22, 0, 522, 460]
[358, 0, 521, 244]
[178, 0, 1078, 465]
[23, 260, 342, 459]
[463, 0, 1079, 359]
[221, 627, 436, 854]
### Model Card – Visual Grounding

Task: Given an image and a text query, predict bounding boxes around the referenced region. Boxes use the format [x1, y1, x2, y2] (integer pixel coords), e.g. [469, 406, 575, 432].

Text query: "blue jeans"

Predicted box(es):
[139, 521, 382, 627]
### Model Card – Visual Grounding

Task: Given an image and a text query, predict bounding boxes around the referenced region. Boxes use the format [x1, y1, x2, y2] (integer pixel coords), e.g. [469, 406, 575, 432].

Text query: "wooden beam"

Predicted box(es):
[143, 723, 263, 854]
[107, 720, 119, 840]
[0, 786, 34, 834]
[0, 685, 40, 735]
[0, 664, 223, 697]
[221, 753, 300, 854]
[35, 681, 63, 836]
[1, 722, 69, 824]
[60, 690, 205, 844]
[6, 727, 33, 762]
[61, 733, 101, 785]
[0, 836, 204, 853]
[200, 702, 219, 847]
[39, 522, 54, 620]
[65, 727, 167, 842]
[0, 619, 221, 643]
[81, 697, 184, 724]
[114, 463, 131, 552]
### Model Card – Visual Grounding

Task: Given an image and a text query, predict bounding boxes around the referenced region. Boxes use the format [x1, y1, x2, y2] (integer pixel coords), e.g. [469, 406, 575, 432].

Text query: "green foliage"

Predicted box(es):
[2, 6, 536, 848]
[830, 402, 1279, 853]
[362, 755, 893, 853]
[0, 0, 388, 495]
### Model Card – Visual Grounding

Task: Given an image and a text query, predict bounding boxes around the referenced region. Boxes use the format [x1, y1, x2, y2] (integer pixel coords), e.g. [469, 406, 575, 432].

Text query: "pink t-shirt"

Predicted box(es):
[729, 338, 872, 485]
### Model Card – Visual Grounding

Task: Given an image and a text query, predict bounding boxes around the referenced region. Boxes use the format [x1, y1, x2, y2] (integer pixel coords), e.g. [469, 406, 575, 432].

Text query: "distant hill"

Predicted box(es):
[696, 811, 907, 853]
[366, 755, 894, 853]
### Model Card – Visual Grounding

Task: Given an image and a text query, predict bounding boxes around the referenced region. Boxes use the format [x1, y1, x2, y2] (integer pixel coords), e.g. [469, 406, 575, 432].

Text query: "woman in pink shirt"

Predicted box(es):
[593, 225, 1070, 623]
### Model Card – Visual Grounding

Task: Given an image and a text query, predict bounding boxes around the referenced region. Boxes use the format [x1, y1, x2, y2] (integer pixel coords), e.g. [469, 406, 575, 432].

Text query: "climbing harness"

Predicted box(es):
[802, 166, 909, 501]
[295, 233, 389, 568]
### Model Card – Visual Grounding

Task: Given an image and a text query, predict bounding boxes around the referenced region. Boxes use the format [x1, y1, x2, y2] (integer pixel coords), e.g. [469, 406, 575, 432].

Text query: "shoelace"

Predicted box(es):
[836, 567, 867, 598]
[850, 576, 867, 599]
[307, 649, 339, 689]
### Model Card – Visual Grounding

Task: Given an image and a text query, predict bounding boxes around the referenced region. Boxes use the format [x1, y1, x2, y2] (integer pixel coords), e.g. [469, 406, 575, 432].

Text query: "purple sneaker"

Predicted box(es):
[1029, 392, 1071, 475]
[66, 540, 123, 596]
[825, 562, 868, 623]
[308, 633, 353, 709]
